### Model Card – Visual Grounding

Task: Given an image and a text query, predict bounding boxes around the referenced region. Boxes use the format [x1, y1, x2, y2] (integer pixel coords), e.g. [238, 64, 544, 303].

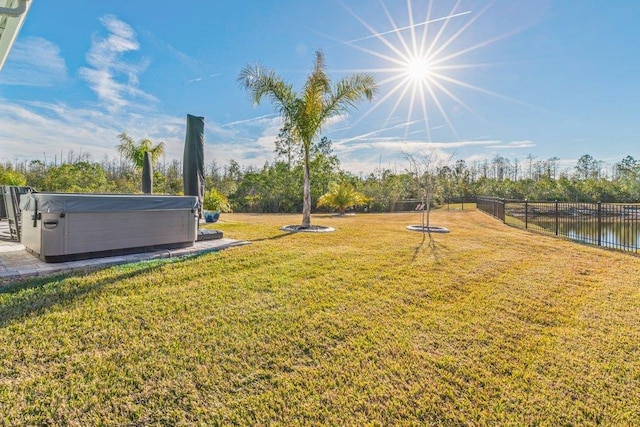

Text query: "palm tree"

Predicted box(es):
[317, 180, 367, 215]
[238, 51, 377, 228]
[116, 132, 166, 169]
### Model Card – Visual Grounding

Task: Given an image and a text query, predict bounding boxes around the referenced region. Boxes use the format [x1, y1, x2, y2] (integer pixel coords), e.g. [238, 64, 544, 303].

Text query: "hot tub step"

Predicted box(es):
[198, 229, 223, 241]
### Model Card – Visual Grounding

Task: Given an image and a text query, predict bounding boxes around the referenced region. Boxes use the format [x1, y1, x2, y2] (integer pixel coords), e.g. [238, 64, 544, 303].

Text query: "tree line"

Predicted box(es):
[2, 145, 640, 213]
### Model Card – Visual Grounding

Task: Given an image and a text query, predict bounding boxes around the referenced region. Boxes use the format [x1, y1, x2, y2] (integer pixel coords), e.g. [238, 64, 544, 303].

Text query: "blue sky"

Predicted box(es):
[1, 0, 638, 175]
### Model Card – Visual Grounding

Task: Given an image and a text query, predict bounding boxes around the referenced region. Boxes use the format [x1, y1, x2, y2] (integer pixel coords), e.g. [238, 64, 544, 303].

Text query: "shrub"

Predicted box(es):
[203, 188, 232, 212]
[317, 181, 367, 214]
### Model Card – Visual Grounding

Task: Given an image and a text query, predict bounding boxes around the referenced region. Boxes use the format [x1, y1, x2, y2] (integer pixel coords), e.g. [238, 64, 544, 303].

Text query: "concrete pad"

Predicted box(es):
[0, 220, 249, 285]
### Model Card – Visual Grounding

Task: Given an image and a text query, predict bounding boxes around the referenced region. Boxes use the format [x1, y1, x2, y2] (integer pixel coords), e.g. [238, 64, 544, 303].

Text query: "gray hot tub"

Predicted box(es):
[20, 193, 198, 262]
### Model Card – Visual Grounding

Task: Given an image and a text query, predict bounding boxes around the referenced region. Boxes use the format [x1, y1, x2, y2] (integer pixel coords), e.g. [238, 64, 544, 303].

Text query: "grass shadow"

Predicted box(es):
[0, 255, 203, 328]
[313, 213, 356, 218]
[252, 232, 296, 242]
[1, 271, 77, 295]
[412, 230, 442, 263]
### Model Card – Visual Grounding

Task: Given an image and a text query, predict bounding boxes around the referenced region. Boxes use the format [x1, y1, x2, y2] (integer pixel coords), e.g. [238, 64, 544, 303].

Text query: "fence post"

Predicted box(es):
[555, 200, 559, 235]
[597, 201, 602, 246]
[525, 199, 528, 229]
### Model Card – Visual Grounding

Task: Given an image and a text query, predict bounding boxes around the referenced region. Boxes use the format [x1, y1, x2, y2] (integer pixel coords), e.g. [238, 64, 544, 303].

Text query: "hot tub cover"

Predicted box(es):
[20, 193, 199, 214]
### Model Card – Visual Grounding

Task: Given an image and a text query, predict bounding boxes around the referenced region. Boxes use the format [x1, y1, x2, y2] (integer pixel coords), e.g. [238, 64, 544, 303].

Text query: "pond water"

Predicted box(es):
[563, 222, 639, 250]
[525, 219, 640, 252]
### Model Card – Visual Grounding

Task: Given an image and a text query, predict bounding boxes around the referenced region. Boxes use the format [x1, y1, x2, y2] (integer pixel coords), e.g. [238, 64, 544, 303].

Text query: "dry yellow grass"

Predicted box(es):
[1, 209, 639, 425]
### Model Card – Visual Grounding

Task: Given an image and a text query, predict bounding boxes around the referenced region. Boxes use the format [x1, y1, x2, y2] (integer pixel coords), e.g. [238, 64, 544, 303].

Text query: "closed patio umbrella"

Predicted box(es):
[142, 151, 153, 194]
[183, 114, 205, 217]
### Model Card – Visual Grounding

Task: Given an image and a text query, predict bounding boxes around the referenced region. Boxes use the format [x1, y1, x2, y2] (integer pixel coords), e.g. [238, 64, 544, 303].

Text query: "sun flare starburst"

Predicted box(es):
[340, 0, 519, 144]
[406, 56, 431, 82]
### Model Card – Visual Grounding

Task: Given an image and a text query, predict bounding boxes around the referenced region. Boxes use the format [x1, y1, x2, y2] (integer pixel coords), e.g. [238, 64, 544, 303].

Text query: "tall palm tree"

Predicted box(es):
[116, 132, 166, 169]
[238, 51, 377, 228]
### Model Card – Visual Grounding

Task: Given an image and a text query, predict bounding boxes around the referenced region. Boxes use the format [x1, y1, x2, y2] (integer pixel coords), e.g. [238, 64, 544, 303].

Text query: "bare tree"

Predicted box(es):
[405, 151, 447, 230]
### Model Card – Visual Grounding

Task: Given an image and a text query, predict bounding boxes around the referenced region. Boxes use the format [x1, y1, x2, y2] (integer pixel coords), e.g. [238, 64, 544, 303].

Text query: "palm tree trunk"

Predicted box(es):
[302, 144, 312, 228]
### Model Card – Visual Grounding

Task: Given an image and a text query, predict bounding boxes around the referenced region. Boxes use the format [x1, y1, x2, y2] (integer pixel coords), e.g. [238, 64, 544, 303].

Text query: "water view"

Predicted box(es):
[517, 217, 640, 252]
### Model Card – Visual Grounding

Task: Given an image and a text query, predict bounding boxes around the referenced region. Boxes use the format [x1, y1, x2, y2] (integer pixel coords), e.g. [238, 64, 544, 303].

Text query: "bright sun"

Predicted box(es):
[406, 56, 431, 82]
[342, 1, 517, 142]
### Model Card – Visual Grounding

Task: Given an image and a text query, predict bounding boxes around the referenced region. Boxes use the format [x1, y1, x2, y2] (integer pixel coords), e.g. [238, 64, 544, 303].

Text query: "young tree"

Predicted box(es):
[309, 136, 340, 203]
[574, 154, 600, 180]
[274, 123, 301, 168]
[405, 151, 445, 229]
[238, 50, 377, 228]
[615, 155, 639, 180]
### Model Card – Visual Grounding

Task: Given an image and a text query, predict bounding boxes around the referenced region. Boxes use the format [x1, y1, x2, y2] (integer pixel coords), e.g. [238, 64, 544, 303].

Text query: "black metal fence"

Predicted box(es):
[476, 197, 505, 222]
[477, 197, 640, 254]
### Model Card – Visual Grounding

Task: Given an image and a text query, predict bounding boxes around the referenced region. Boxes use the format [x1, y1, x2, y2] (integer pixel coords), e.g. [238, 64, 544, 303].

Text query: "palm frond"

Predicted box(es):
[148, 141, 166, 163]
[237, 64, 296, 112]
[318, 73, 377, 126]
[116, 132, 136, 163]
[115, 133, 165, 168]
[304, 51, 330, 96]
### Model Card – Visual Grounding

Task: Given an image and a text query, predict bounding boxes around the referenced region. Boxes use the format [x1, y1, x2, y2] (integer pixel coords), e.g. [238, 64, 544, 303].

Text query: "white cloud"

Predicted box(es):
[336, 137, 500, 154]
[0, 98, 194, 165]
[0, 92, 561, 177]
[334, 119, 423, 144]
[509, 140, 536, 148]
[0, 92, 280, 172]
[222, 114, 277, 128]
[0, 37, 68, 86]
[0, 101, 118, 163]
[486, 140, 536, 149]
[205, 116, 283, 168]
[78, 15, 157, 112]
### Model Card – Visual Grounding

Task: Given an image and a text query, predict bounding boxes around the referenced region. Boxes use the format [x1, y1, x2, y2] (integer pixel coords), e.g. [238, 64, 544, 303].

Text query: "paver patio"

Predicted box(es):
[0, 220, 247, 284]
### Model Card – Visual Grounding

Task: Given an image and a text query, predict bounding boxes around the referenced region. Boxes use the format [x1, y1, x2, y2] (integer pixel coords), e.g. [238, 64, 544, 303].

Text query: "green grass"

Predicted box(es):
[1, 210, 640, 425]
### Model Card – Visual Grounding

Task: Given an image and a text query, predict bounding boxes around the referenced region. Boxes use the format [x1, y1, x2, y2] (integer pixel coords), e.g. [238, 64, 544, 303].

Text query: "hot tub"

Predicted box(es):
[20, 193, 198, 262]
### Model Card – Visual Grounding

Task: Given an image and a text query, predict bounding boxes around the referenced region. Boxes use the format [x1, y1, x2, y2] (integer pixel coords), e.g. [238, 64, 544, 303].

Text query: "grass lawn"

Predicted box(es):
[1, 210, 640, 425]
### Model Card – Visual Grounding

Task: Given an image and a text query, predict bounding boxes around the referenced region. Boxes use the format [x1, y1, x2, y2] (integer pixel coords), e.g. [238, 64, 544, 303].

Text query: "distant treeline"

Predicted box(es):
[2, 147, 639, 213]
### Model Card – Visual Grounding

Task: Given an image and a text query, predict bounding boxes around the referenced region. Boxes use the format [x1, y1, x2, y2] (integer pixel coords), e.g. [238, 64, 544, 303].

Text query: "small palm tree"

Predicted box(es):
[116, 132, 166, 169]
[317, 181, 367, 215]
[238, 51, 376, 228]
